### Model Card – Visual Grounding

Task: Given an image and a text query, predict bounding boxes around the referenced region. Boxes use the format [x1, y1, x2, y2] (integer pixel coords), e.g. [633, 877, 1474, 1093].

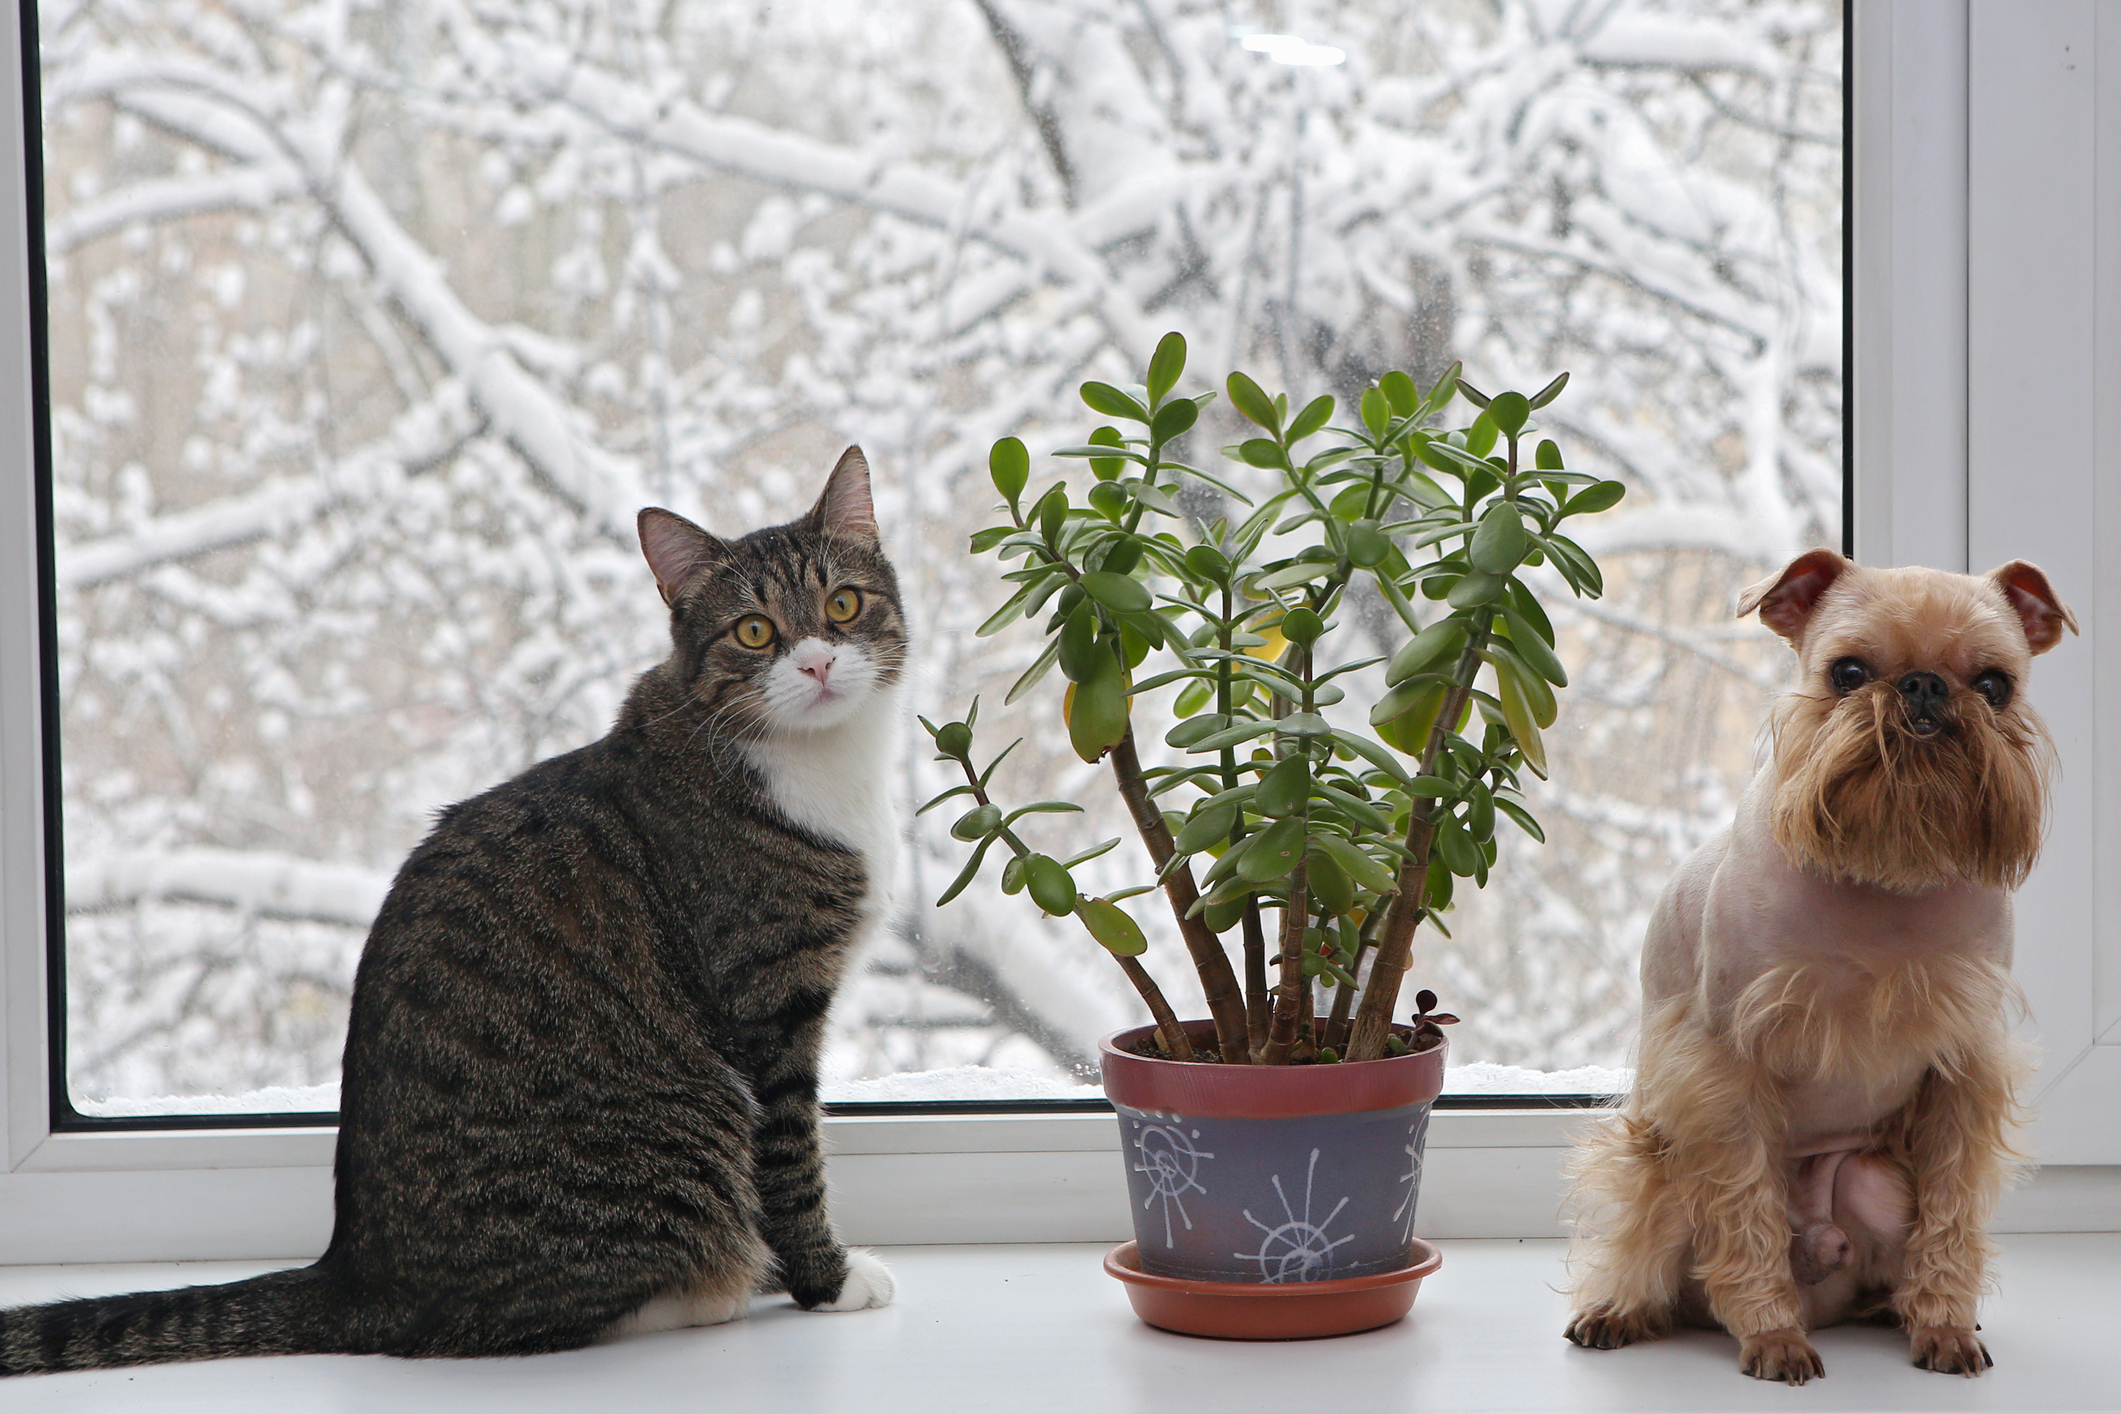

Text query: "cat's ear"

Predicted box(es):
[809, 446, 878, 544]
[637, 508, 728, 607]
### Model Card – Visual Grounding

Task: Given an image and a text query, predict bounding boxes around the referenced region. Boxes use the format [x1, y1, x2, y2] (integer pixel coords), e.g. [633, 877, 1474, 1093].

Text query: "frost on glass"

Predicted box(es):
[44, 0, 1840, 1112]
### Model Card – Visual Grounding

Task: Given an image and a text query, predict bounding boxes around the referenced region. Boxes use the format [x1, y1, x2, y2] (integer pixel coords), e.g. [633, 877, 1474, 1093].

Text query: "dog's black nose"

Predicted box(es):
[1898, 671, 1949, 734]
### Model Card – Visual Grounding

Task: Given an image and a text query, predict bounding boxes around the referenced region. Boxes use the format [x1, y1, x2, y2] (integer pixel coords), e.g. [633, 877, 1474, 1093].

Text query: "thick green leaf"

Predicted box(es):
[1527, 371, 1570, 409]
[1545, 533, 1605, 596]
[1146, 332, 1187, 405]
[1534, 437, 1565, 471]
[1037, 485, 1067, 543]
[1238, 438, 1289, 470]
[1056, 604, 1099, 683]
[1079, 571, 1150, 613]
[1236, 817, 1306, 882]
[1448, 570, 1508, 608]
[951, 804, 1002, 841]
[1498, 609, 1567, 687]
[1346, 520, 1390, 567]
[1487, 645, 1557, 728]
[1254, 755, 1312, 818]
[935, 835, 996, 907]
[1082, 381, 1149, 422]
[1494, 796, 1546, 842]
[1185, 543, 1231, 584]
[1387, 618, 1467, 686]
[1421, 362, 1463, 419]
[975, 576, 1039, 638]
[1496, 666, 1548, 778]
[1087, 480, 1126, 522]
[990, 438, 1029, 504]
[1183, 717, 1279, 753]
[1487, 391, 1530, 438]
[1313, 782, 1391, 834]
[1227, 371, 1280, 431]
[1379, 370, 1418, 416]
[1253, 560, 1336, 592]
[1172, 801, 1240, 854]
[1455, 377, 1491, 408]
[1360, 388, 1389, 438]
[1433, 815, 1478, 876]
[1280, 606, 1325, 645]
[1565, 480, 1626, 516]
[1464, 411, 1498, 459]
[1328, 728, 1415, 786]
[1312, 832, 1399, 893]
[1505, 579, 1555, 645]
[1165, 712, 1231, 748]
[1151, 396, 1198, 444]
[1287, 394, 1336, 443]
[1024, 854, 1079, 915]
[1469, 504, 1529, 575]
[1004, 637, 1062, 704]
[1087, 424, 1128, 481]
[1077, 896, 1147, 956]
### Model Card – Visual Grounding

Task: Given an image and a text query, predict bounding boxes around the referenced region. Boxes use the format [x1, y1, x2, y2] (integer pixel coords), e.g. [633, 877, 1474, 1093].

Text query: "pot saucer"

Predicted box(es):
[1103, 1238, 1442, 1340]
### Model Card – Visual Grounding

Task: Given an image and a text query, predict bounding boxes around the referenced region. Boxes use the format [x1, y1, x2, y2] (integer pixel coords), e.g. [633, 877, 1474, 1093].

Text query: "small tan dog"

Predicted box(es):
[1563, 550, 2076, 1383]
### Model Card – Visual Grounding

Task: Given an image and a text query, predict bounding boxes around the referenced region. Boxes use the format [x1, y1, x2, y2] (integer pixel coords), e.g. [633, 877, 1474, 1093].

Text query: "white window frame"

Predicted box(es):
[1, 2, 2114, 1266]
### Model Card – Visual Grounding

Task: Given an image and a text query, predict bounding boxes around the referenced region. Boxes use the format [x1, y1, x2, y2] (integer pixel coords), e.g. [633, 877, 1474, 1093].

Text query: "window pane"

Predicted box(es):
[44, 0, 1841, 1114]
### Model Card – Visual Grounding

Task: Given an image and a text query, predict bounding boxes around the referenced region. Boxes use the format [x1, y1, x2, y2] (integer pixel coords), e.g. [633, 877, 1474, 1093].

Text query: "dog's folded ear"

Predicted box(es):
[1738, 549, 1850, 641]
[1986, 561, 2078, 654]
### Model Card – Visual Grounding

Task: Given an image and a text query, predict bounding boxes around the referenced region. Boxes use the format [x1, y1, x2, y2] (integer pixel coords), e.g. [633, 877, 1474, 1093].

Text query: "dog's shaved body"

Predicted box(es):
[1565, 552, 2073, 1384]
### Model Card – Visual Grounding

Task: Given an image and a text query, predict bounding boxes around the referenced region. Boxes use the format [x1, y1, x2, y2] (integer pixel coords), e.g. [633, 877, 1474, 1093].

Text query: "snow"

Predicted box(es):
[43, 0, 1840, 1112]
[71, 1065, 1627, 1116]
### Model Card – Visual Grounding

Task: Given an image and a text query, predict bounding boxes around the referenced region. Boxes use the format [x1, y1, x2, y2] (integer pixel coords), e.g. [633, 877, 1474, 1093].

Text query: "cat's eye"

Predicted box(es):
[826, 587, 863, 623]
[1971, 669, 2013, 709]
[1828, 657, 1870, 695]
[734, 614, 777, 649]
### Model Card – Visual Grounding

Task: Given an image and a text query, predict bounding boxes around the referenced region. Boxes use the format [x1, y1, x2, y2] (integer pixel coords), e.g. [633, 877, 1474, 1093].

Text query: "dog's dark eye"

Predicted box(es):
[1971, 670, 2013, 709]
[1828, 658, 1871, 695]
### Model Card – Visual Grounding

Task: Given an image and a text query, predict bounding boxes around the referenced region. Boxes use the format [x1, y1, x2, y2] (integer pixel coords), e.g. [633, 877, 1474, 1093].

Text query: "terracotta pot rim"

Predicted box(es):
[1100, 1020, 1447, 1117]
[1105, 1238, 1443, 1296]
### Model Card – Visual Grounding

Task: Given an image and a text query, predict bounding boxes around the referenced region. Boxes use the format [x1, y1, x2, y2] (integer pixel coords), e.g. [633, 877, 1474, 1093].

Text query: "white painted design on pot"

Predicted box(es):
[1394, 1108, 1431, 1243]
[1235, 1148, 1354, 1283]
[1131, 1118, 1213, 1248]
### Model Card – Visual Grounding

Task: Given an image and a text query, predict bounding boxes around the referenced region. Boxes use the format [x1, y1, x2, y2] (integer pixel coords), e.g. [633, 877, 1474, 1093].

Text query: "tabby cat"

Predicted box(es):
[2, 447, 904, 1373]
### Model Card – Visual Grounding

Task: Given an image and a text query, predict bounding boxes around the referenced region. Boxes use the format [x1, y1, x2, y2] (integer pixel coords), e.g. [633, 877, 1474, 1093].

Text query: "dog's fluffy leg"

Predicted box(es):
[1888, 1028, 2023, 1376]
[1564, 1113, 1690, 1348]
[1650, 1022, 1820, 1383]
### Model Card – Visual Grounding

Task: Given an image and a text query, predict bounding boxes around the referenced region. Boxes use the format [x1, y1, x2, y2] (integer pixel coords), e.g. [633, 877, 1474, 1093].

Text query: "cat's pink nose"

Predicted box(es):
[796, 647, 835, 686]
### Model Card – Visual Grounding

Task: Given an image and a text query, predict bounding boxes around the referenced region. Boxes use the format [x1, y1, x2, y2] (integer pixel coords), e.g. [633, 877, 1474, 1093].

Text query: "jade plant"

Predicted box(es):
[920, 333, 1622, 1065]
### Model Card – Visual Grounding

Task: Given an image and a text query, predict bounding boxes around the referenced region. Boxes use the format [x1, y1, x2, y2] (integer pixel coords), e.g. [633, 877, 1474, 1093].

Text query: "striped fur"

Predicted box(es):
[2, 447, 904, 1374]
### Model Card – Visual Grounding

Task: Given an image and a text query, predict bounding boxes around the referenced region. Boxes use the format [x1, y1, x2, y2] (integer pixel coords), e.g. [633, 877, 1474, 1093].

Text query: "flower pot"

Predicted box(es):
[1104, 1237, 1442, 1340]
[1100, 1020, 1447, 1296]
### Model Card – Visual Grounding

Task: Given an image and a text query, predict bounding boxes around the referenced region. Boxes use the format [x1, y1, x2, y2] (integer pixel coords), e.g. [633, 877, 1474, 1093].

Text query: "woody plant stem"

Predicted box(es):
[1346, 423, 1524, 1061]
[1109, 730, 1253, 1062]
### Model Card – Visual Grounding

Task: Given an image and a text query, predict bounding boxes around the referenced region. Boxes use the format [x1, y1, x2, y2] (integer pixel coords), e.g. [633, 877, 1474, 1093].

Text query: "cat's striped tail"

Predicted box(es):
[0, 1265, 342, 1374]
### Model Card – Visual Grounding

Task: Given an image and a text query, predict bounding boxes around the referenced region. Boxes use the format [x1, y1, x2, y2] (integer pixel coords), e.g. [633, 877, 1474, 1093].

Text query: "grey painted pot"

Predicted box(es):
[1101, 1022, 1447, 1285]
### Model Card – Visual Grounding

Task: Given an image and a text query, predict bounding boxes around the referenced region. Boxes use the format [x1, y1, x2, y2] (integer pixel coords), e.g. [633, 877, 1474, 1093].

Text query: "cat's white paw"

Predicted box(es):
[813, 1249, 895, 1312]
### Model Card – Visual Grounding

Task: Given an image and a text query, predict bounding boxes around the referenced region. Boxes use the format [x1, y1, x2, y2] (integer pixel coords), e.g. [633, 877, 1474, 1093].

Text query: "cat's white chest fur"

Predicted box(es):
[741, 685, 902, 925]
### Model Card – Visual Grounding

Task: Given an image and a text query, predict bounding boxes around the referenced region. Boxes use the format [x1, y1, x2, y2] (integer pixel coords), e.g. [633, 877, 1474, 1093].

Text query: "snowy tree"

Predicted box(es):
[41, 0, 1840, 1108]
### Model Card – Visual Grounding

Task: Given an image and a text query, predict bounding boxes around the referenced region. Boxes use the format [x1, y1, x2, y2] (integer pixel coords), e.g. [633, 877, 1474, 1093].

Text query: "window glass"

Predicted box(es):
[43, 0, 1841, 1115]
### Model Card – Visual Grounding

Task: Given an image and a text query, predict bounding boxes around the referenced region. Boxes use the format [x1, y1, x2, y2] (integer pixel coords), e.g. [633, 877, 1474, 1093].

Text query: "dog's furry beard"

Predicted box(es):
[1767, 683, 2053, 893]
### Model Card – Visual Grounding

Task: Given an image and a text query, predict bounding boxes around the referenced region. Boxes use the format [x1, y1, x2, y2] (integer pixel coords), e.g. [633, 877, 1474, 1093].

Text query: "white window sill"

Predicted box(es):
[1, 1235, 2117, 1412]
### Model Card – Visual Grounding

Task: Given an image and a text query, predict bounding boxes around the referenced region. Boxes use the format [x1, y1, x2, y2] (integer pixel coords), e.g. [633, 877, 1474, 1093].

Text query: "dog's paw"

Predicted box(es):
[1910, 1325, 1991, 1376]
[811, 1250, 895, 1313]
[1564, 1308, 1657, 1350]
[1739, 1328, 1824, 1384]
